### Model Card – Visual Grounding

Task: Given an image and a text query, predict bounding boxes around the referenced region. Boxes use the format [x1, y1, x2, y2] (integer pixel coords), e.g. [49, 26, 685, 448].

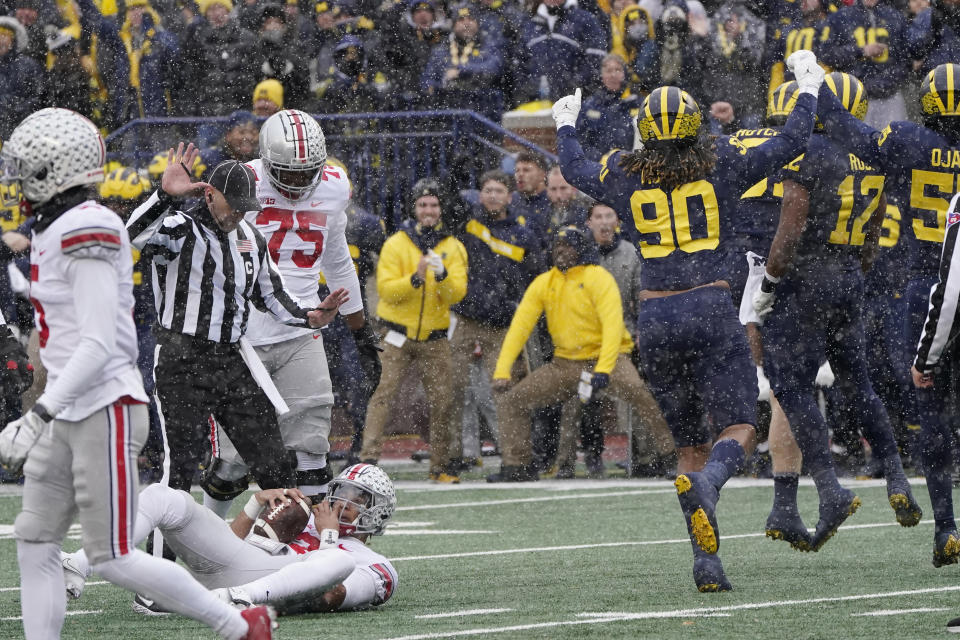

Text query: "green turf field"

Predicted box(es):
[0, 477, 958, 639]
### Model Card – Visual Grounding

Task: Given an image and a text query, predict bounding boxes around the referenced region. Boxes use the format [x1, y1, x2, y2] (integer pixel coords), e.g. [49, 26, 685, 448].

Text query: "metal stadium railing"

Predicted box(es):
[105, 110, 558, 229]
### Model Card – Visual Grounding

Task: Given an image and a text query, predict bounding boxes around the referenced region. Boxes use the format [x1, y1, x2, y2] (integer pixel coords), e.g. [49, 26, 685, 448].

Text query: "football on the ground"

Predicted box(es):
[252, 497, 311, 543]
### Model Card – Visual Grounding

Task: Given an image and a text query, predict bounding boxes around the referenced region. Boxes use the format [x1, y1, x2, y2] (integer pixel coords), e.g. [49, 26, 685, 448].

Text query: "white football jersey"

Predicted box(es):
[243, 159, 364, 346]
[288, 516, 398, 608]
[29, 201, 146, 421]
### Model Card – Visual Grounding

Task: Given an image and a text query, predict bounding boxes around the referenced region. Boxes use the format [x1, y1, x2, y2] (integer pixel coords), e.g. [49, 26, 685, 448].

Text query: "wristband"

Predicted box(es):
[763, 270, 781, 284]
[243, 494, 262, 520]
[318, 528, 339, 547]
[31, 402, 54, 423]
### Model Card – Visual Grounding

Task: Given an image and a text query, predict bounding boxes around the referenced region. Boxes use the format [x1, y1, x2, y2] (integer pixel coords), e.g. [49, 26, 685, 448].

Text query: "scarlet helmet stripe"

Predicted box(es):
[289, 111, 307, 161]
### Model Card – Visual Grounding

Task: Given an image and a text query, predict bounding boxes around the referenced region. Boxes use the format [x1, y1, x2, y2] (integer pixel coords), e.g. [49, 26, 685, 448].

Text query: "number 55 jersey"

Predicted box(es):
[243, 159, 364, 346]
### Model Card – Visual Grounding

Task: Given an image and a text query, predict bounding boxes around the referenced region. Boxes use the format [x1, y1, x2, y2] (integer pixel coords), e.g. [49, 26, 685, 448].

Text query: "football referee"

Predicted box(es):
[127, 143, 347, 497]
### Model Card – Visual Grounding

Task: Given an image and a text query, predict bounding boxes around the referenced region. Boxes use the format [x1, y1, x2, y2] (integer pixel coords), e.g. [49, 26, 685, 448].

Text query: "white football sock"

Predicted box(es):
[203, 492, 235, 519]
[17, 541, 66, 640]
[240, 547, 354, 603]
[93, 550, 248, 640]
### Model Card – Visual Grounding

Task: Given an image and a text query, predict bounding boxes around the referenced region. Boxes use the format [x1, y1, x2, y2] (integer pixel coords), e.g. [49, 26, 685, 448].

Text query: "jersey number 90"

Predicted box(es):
[630, 180, 720, 259]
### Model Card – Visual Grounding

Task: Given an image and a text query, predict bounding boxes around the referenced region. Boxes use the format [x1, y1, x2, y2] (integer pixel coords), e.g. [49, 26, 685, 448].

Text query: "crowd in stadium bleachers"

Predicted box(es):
[2, 0, 958, 485]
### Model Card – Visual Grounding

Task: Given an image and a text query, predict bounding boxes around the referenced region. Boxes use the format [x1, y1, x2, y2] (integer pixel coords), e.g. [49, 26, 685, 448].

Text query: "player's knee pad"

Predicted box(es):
[200, 458, 251, 501]
[14, 510, 68, 545]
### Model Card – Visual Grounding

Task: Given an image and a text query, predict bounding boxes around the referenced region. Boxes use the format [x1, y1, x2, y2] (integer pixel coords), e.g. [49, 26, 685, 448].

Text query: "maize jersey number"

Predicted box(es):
[629, 180, 720, 259]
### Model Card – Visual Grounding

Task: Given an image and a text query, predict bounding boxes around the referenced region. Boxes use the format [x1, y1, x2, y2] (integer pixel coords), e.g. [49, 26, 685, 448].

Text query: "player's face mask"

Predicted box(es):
[328, 483, 373, 536]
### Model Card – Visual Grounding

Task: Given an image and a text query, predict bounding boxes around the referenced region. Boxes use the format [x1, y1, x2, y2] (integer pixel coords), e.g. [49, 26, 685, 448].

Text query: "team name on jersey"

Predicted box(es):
[848, 154, 876, 172]
[732, 128, 780, 139]
[931, 148, 960, 170]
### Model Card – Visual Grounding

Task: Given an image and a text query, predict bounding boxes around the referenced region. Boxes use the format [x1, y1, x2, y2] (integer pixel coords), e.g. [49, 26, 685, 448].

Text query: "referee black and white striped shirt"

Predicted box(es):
[915, 192, 960, 373]
[126, 190, 309, 343]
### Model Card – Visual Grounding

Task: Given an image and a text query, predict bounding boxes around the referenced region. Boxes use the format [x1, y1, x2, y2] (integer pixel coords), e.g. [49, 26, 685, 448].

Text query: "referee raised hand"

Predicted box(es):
[126, 142, 348, 578]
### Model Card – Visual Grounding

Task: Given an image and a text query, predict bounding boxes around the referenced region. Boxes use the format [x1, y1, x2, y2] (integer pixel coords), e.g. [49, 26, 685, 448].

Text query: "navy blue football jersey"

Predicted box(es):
[732, 127, 787, 250]
[820, 105, 960, 278]
[556, 93, 817, 290]
[778, 133, 885, 266]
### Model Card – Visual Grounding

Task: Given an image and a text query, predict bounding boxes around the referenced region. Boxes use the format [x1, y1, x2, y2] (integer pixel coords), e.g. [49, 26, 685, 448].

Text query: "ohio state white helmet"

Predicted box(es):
[259, 109, 327, 200]
[327, 463, 396, 537]
[0, 108, 105, 206]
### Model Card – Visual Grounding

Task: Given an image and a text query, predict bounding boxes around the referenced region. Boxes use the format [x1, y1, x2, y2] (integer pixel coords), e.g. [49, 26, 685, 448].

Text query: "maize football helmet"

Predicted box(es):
[766, 80, 800, 126]
[636, 86, 702, 146]
[823, 71, 868, 122]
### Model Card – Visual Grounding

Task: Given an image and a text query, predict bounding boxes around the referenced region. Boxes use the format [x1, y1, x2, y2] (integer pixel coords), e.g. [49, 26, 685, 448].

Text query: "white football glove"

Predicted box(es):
[815, 361, 836, 388]
[551, 87, 582, 130]
[0, 410, 47, 474]
[786, 49, 825, 96]
[752, 271, 780, 318]
[756, 366, 771, 403]
[426, 250, 445, 277]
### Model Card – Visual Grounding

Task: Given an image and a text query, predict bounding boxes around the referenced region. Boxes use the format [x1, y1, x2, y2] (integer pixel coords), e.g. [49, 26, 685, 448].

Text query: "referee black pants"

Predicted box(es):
[154, 335, 295, 493]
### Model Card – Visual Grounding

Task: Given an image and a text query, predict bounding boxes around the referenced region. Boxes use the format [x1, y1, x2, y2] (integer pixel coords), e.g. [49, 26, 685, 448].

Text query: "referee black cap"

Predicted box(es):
[208, 161, 262, 213]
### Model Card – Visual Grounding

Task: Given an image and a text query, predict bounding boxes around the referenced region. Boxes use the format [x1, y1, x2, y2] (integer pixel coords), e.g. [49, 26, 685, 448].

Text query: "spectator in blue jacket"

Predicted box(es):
[75, 0, 179, 125]
[764, 0, 831, 96]
[822, 0, 909, 128]
[450, 170, 543, 469]
[576, 53, 640, 160]
[702, 2, 766, 130]
[908, 0, 960, 72]
[0, 17, 42, 139]
[520, 0, 609, 101]
[422, 4, 505, 121]
[468, 0, 526, 103]
[612, 4, 661, 93]
[376, 0, 448, 108]
[511, 151, 554, 250]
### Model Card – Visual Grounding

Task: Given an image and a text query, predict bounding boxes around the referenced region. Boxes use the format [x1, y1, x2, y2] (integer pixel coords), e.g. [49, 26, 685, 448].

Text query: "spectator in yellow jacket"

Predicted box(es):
[360, 179, 468, 482]
[487, 226, 666, 482]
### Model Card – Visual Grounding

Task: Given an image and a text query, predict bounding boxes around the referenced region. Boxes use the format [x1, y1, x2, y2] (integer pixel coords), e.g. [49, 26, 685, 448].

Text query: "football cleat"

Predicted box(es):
[933, 529, 960, 568]
[887, 484, 923, 527]
[429, 472, 461, 484]
[765, 507, 812, 552]
[61, 552, 86, 600]
[132, 593, 171, 616]
[810, 488, 861, 551]
[215, 586, 254, 609]
[241, 605, 277, 640]
[948, 615, 960, 633]
[692, 550, 732, 593]
[675, 472, 720, 554]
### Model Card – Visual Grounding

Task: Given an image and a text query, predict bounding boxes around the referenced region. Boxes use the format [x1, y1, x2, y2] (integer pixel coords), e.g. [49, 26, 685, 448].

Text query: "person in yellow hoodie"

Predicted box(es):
[487, 226, 665, 483]
[360, 179, 468, 483]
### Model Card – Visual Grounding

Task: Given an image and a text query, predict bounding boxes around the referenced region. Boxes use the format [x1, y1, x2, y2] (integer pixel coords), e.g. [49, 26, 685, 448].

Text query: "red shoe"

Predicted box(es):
[240, 605, 277, 640]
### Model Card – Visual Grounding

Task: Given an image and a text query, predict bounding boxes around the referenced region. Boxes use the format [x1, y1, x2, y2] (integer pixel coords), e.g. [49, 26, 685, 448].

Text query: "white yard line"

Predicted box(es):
[416, 609, 514, 619]
[0, 581, 106, 593]
[1, 610, 102, 621]
[852, 608, 949, 617]
[389, 519, 937, 562]
[395, 489, 675, 512]
[379, 586, 960, 640]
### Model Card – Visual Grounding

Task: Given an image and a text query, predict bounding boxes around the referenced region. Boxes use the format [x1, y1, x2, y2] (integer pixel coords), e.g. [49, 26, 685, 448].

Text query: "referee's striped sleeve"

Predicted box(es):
[127, 190, 179, 250]
[915, 192, 960, 372]
[248, 224, 310, 326]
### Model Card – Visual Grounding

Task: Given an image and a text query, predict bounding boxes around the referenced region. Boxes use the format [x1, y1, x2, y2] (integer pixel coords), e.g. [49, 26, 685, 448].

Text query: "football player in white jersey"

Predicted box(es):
[62, 463, 399, 615]
[202, 109, 381, 511]
[0, 108, 277, 640]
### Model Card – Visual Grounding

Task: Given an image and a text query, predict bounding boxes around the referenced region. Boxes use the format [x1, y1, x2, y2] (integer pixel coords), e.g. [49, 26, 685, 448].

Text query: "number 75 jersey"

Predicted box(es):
[243, 159, 364, 346]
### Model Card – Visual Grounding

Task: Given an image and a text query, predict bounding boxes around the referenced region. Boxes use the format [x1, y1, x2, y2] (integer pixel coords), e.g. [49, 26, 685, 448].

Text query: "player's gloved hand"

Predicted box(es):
[591, 372, 609, 392]
[815, 361, 836, 388]
[426, 250, 446, 278]
[786, 49, 825, 96]
[0, 326, 33, 395]
[0, 406, 50, 474]
[552, 87, 582, 130]
[351, 322, 383, 393]
[752, 271, 779, 317]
